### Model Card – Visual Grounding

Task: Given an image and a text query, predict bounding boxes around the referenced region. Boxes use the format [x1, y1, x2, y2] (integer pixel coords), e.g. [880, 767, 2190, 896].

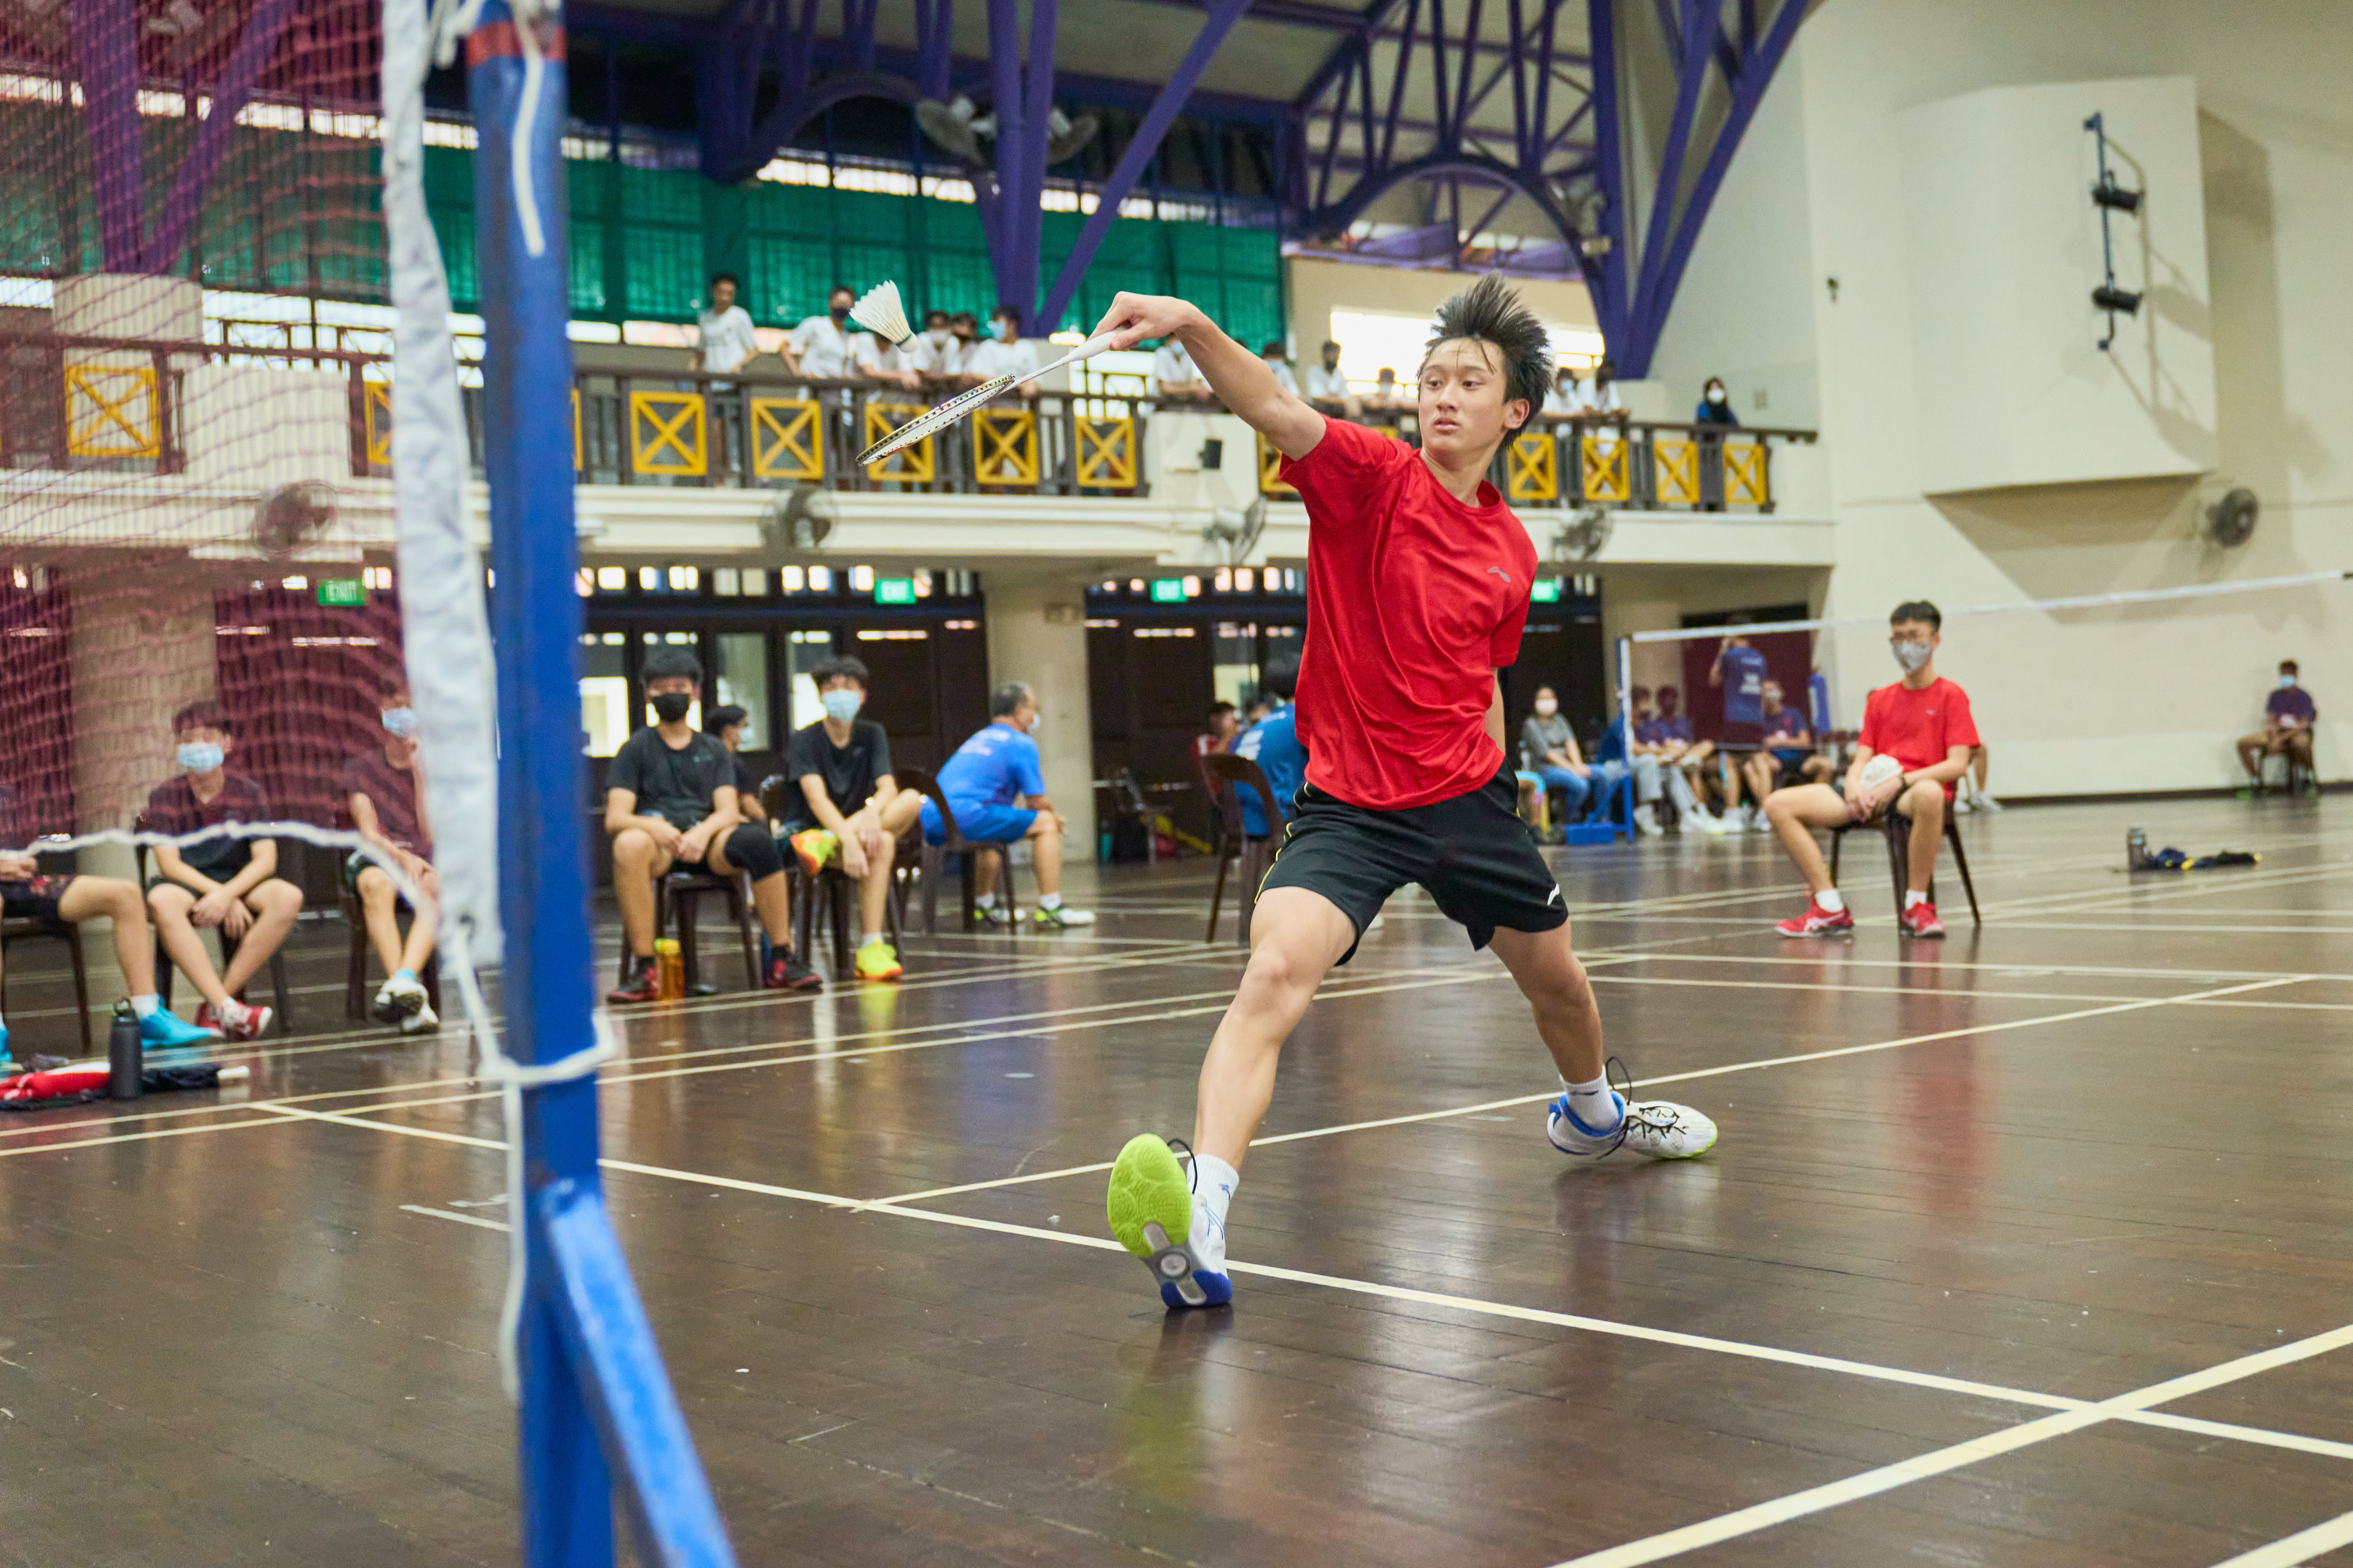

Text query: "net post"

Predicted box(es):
[1615, 634, 1635, 836]
[465, 12, 611, 1563]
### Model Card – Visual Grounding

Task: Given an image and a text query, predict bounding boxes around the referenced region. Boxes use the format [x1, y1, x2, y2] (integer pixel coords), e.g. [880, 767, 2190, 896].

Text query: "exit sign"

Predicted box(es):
[1530, 578, 1563, 603]
[316, 578, 366, 606]
[874, 577, 917, 605]
[1150, 578, 1188, 604]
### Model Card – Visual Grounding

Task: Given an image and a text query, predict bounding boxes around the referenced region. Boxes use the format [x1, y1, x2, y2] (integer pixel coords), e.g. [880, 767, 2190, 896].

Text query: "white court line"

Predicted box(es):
[400, 1203, 509, 1231]
[1546, 1321, 2353, 1568]
[2208, 1510, 2353, 1568]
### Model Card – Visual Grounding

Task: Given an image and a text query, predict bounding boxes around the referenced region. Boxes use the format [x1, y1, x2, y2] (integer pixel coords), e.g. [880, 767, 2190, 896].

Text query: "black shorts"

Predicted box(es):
[1, 874, 72, 929]
[1260, 766, 1568, 965]
[693, 821, 784, 881]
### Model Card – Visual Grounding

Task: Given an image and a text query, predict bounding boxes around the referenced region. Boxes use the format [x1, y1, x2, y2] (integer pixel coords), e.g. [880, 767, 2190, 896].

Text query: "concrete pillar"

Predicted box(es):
[983, 570, 1095, 860]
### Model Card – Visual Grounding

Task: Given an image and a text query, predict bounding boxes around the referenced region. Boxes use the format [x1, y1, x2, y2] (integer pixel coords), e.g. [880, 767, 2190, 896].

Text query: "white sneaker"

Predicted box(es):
[1750, 810, 1775, 833]
[1975, 791, 2004, 813]
[1695, 810, 1733, 835]
[399, 1000, 439, 1035]
[1633, 803, 1663, 837]
[1953, 794, 1973, 814]
[1546, 1089, 1719, 1162]
[374, 971, 428, 1025]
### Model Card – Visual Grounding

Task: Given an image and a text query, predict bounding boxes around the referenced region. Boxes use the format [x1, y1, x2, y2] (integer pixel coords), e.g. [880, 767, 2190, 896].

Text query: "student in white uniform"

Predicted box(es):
[961, 306, 1041, 400]
[694, 273, 759, 377]
[788, 284, 891, 383]
[1150, 336, 1207, 400]
[906, 309, 964, 380]
[1259, 340, 1298, 395]
[1543, 365, 1578, 417]
[1299, 339, 1363, 418]
[1574, 358, 1624, 417]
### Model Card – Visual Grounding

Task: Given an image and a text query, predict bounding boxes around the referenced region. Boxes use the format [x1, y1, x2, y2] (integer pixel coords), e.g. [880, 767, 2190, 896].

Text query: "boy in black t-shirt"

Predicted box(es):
[143, 700, 305, 1040]
[707, 704, 767, 824]
[604, 648, 817, 1001]
[341, 679, 440, 1032]
[780, 655, 925, 982]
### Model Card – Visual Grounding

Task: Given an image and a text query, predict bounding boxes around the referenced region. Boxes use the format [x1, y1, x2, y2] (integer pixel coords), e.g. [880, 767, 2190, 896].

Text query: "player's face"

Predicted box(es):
[710, 279, 735, 311]
[1418, 340, 1528, 466]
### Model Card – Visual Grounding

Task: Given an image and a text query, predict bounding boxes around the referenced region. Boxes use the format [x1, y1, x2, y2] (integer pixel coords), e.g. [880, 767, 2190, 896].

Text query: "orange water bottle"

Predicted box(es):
[655, 938, 684, 1000]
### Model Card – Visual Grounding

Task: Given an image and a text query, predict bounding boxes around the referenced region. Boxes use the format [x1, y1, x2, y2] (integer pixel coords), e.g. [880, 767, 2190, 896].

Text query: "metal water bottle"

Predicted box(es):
[2126, 825, 2149, 872]
[108, 1000, 143, 1100]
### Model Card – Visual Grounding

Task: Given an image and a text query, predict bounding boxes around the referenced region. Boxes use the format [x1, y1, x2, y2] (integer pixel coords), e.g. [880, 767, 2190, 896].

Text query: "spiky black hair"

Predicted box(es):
[1423, 273, 1553, 418]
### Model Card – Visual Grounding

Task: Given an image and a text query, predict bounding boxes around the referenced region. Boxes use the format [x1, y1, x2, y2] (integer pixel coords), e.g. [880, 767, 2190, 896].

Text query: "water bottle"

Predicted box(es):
[655, 938, 685, 1001]
[108, 1000, 143, 1100]
[2126, 825, 2148, 872]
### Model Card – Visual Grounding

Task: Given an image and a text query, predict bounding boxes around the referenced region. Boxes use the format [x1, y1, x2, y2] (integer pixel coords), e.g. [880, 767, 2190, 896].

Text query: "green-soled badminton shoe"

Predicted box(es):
[1107, 1133, 1231, 1309]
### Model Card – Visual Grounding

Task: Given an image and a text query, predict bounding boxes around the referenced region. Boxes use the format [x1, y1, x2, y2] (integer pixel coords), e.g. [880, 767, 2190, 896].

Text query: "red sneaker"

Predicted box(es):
[607, 959, 662, 1004]
[220, 999, 272, 1041]
[1776, 897, 1855, 937]
[1899, 900, 1946, 939]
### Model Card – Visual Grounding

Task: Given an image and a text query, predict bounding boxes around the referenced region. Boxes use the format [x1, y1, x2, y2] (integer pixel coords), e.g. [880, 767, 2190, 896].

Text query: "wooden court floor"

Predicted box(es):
[4, 796, 2352, 1567]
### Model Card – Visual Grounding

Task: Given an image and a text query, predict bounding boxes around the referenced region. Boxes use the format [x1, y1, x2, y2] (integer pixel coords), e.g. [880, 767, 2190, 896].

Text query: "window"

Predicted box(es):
[579, 637, 629, 757]
[714, 633, 770, 749]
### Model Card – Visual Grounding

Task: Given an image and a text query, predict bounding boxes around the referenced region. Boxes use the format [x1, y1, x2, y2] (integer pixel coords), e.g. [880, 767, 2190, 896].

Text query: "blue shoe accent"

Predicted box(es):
[1161, 1270, 1233, 1310]
[138, 1010, 222, 1052]
[1547, 1090, 1630, 1159]
[1555, 1089, 1626, 1139]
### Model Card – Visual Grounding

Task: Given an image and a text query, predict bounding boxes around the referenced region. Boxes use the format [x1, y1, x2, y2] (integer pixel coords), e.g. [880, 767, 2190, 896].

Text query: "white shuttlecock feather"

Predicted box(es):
[849, 280, 913, 346]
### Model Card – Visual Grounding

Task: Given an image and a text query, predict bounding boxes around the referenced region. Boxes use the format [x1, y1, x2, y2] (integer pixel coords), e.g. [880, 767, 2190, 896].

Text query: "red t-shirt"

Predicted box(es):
[1280, 416, 1536, 809]
[1860, 677, 1980, 789]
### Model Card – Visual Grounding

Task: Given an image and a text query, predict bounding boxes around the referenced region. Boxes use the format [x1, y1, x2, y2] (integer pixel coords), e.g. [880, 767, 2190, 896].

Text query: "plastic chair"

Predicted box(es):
[1201, 753, 1282, 945]
[1828, 806, 1980, 925]
[133, 825, 292, 1034]
[898, 764, 1020, 934]
[612, 865, 762, 993]
[766, 778, 908, 977]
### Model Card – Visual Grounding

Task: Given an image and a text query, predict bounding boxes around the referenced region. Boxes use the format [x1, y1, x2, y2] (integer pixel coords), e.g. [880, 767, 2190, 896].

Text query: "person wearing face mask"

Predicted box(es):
[922, 680, 1093, 928]
[1151, 334, 1208, 401]
[787, 283, 889, 384]
[2238, 659, 2319, 795]
[706, 705, 765, 824]
[1694, 376, 1739, 426]
[142, 699, 305, 1041]
[1763, 600, 1980, 939]
[961, 306, 1041, 411]
[605, 647, 819, 1001]
[906, 308, 965, 382]
[1518, 686, 1591, 833]
[1300, 339, 1364, 419]
[1259, 341, 1299, 396]
[339, 679, 442, 1032]
[778, 657, 927, 982]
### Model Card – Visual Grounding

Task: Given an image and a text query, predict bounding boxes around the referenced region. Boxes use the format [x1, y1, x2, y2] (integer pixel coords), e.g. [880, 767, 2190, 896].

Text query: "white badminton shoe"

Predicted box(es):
[1547, 1060, 1718, 1162]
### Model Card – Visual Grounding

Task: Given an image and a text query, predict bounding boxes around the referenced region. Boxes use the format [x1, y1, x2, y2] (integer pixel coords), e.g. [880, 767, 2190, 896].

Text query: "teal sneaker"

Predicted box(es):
[1107, 1134, 1230, 1309]
[139, 1009, 223, 1055]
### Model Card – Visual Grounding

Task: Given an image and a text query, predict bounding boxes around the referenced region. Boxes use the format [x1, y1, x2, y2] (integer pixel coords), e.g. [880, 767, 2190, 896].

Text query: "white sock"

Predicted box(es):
[1905, 889, 1928, 909]
[859, 931, 885, 949]
[130, 995, 161, 1020]
[1189, 1152, 1238, 1272]
[974, 893, 995, 909]
[1814, 888, 1845, 913]
[1039, 892, 1063, 909]
[1564, 1073, 1623, 1133]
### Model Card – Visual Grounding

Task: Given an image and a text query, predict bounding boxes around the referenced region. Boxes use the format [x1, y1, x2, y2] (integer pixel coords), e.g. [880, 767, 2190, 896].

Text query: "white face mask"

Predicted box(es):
[927, 328, 952, 347]
[1892, 639, 1933, 674]
[1534, 699, 1558, 717]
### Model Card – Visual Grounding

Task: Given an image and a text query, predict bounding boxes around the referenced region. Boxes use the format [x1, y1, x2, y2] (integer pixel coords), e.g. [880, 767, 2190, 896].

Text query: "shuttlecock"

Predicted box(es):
[849, 280, 912, 346]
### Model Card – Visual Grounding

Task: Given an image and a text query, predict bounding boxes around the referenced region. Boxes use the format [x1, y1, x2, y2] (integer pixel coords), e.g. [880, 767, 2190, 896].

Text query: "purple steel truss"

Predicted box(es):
[1284, 0, 1808, 376]
[70, 0, 298, 274]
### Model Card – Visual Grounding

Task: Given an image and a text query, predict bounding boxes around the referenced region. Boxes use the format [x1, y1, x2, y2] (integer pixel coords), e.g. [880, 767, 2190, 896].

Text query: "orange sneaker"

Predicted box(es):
[789, 828, 838, 878]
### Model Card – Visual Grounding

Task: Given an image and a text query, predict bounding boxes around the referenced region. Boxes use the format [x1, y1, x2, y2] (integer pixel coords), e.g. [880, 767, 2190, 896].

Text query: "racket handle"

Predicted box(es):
[1023, 332, 1121, 386]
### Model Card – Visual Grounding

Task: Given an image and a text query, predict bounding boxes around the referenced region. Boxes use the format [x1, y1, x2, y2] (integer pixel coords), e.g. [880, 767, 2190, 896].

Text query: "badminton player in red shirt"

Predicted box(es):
[1097, 277, 1717, 1312]
[1763, 599, 1980, 939]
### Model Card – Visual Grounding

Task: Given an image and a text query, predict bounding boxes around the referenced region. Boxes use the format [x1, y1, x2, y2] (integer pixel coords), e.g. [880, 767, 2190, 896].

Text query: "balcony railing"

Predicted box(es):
[0, 332, 1815, 512]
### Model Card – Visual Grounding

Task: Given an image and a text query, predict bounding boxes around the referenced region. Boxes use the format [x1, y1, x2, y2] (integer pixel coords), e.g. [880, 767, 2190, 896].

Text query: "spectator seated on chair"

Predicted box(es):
[1739, 680, 1814, 833]
[921, 680, 1093, 928]
[1764, 599, 1979, 940]
[1645, 685, 1724, 823]
[1625, 686, 1725, 835]
[142, 699, 302, 1042]
[604, 646, 817, 1003]
[341, 679, 439, 1033]
[707, 705, 767, 826]
[779, 655, 926, 983]
[1518, 685, 1590, 833]
[2238, 659, 2317, 796]
[0, 788, 218, 1062]
[1233, 651, 1307, 840]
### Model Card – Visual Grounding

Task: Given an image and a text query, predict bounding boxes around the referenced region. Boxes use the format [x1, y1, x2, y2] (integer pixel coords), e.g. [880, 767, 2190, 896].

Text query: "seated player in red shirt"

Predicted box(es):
[1095, 277, 1717, 1313]
[1762, 600, 1980, 939]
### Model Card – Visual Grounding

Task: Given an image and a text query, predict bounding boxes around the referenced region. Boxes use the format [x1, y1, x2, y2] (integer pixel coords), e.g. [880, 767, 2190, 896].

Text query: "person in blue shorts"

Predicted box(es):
[923, 680, 1094, 928]
[1232, 652, 1306, 839]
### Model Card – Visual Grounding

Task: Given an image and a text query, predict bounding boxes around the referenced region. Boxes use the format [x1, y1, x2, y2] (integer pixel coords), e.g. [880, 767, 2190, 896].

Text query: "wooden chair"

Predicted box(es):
[0, 913, 91, 1055]
[656, 867, 763, 994]
[1828, 805, 1980, 926]
[133, 826, 292, 1034]
[898, 764, 1021, 934]
[761, 779, 910, 977]
[340, 858, 443, 1022]
[1202, 752, 1282, 945]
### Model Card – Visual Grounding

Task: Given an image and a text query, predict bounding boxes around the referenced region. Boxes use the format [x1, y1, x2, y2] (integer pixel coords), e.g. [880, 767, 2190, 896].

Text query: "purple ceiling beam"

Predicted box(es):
[1034, 0, 1256, 333]
[70, 0, 144, 271]
[1626, 0, 1723, 327]
[142, 0, 298, 271]
[1583, 0, 1628, 348]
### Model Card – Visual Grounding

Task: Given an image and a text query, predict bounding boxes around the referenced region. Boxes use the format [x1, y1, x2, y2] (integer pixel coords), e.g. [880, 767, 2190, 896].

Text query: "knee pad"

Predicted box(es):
[726, 822, 785, 880]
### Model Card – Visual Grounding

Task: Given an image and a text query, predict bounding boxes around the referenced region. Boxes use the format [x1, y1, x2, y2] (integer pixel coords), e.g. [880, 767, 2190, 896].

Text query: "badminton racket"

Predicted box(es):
[848, 280, 1116, 465]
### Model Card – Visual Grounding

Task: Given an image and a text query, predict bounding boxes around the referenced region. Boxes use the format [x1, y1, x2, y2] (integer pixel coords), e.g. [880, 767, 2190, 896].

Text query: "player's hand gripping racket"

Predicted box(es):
[848, 280, 1115, 467]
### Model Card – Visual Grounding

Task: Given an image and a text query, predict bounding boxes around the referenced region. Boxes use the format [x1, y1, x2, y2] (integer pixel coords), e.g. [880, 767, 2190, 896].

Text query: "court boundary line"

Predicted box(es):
[2208, 1509, 2353, 1568]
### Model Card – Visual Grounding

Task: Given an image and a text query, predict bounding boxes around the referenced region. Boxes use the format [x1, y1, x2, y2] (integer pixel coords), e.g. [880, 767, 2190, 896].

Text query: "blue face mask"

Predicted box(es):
[992, 319, 1014, 342]
[2280, 674, 2298, 690]
[821, 690, 863, 724]
[382, 706, 420, 739]
[178, 742, 224, 774]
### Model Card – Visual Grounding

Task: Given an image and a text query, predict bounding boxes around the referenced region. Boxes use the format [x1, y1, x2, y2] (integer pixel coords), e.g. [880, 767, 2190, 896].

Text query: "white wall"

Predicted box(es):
[1780, 0, 2353, 796]
[1283, 255, 1597, 361]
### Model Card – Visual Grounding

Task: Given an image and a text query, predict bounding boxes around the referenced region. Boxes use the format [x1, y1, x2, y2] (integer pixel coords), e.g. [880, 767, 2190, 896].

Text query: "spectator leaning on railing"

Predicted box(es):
[693, 272, 758, 377]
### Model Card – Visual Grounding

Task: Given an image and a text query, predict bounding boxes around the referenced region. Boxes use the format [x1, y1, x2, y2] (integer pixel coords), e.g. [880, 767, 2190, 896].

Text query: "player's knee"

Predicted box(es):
[1907, 780, 1945, 819]
[726, 823, 785, 881]
[612, 828, 654, 864]
[1241, 938, 1317, 1002]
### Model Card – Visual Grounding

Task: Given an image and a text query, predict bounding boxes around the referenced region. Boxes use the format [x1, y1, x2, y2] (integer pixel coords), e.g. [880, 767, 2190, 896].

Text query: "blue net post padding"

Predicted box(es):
[466, 9, 736, 1564]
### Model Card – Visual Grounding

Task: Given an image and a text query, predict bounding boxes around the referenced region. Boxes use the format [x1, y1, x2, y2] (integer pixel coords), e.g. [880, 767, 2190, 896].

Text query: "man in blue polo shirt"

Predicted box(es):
[924, 680, 1095, 928]
[1232, 651, 1306, 839]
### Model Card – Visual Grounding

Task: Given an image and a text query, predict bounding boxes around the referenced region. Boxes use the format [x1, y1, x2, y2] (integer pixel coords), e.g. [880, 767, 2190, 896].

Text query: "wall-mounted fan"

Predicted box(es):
[1201, 495, 1266, 564]
[2202, 487, 2258, 549]
[1553, 506, 1613, 563]
[759, 484, 836, 554]
[252, 480, 339, 558]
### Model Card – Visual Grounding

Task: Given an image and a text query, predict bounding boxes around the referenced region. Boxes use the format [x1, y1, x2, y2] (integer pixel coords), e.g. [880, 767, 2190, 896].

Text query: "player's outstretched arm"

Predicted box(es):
[1091, 292, 1325, 460]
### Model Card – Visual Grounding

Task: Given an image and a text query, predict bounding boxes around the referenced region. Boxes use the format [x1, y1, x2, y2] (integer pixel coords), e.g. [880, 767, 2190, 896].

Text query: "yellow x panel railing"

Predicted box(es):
[1652, 438, 1699, 505]
[974, 409, 1038, 488]
[750, 397, 822, 482]
[1506, 431, 1557, 502]
[1258, 434, 1297, 496]
[864, 403, 934, 483]
[363, 381, 392, 467]
[1579, 433, 1629, 502]
[65, 365, 161, 459]
[572, 387, 584, 471]
[1723, 441, 1769, 507]
[629, 390, 706, 477]
[1075, 415, 1136, 489]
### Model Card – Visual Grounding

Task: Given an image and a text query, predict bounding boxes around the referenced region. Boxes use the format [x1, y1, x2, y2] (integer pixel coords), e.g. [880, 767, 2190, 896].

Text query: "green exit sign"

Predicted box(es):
[874, 577, 917, 605]
[1150, 578, 1188, 604]
[1530, 578, 1563, 603]
[317, 578, 366, 607]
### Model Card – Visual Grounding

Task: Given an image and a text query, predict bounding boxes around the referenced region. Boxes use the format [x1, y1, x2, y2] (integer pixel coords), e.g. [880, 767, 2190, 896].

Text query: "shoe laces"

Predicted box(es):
[1166, 1136, 1199, 1193]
